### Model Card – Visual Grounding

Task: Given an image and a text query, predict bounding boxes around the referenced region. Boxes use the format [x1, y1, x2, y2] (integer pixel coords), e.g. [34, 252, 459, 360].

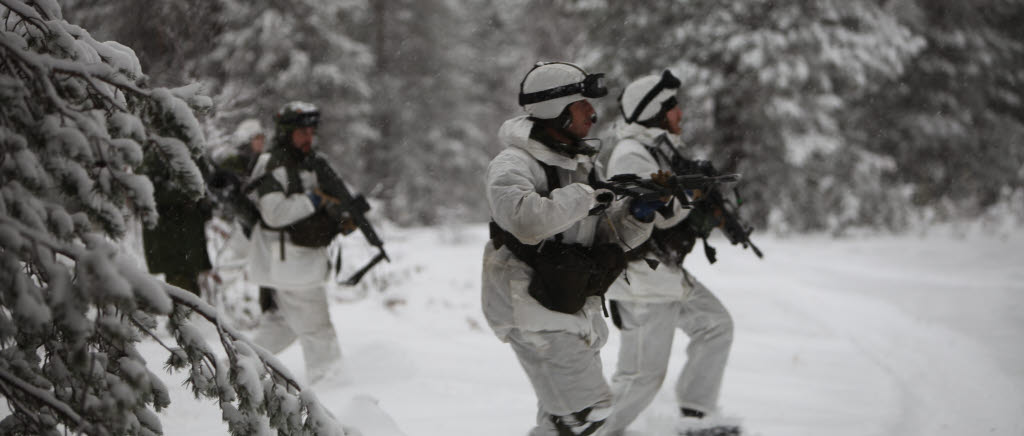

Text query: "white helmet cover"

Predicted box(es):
[519, 62, 607, 119]
[620, 70, 681, 123]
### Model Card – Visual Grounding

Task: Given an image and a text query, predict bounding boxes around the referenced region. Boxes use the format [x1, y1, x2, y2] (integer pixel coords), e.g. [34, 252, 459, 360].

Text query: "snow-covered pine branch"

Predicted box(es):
[0, 1, 343, 435]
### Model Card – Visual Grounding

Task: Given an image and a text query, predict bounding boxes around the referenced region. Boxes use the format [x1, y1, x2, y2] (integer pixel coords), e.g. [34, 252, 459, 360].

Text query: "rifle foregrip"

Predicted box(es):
[351, 195, 371, 214]
[355, 216, 385, 248]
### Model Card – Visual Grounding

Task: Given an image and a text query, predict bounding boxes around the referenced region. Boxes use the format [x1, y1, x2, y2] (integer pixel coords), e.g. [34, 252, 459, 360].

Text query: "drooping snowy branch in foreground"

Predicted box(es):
[0, 1, 344, 435]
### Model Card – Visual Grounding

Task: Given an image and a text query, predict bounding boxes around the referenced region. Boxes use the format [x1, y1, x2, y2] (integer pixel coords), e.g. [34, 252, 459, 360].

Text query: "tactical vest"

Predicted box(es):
[489, 159, 625, 315]
[623, 137, 714, 268]
[252, 150, 344, 259]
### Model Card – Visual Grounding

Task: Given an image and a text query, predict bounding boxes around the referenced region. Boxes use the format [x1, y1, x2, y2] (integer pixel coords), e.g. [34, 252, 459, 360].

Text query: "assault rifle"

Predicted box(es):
[673, 159, 763, 261]
[636, 134, 763, 261]
[305, 154, 390, 285]
[698, 185, 763, 260]
[594, 172, 741, 207]
[204, 156, 260, 237]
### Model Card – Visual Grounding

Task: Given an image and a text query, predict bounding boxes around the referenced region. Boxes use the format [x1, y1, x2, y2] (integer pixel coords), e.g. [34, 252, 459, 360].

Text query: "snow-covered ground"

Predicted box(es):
[142, 223, 1023, 436]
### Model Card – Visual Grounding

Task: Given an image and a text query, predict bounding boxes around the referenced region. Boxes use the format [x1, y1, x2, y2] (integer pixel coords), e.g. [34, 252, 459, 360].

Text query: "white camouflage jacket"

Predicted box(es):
[245, 148, 330, 290]
[481, 116, 653, 344]
[605, 122, 697, 303]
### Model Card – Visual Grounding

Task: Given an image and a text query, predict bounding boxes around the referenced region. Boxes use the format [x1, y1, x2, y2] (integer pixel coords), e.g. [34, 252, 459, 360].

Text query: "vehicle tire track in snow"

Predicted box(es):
[758, 281, 1024, 436]
[754, 285, 923, 436]
[710, 277, 907, 436]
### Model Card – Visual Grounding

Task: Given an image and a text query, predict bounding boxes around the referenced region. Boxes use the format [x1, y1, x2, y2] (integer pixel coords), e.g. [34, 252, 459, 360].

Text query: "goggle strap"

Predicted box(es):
[519, 82, 586, 106]
[519, 74, 607, 106]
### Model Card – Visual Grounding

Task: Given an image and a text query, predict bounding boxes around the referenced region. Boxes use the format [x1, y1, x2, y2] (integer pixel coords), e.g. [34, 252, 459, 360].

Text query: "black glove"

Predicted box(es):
[588, 189, 615, 215]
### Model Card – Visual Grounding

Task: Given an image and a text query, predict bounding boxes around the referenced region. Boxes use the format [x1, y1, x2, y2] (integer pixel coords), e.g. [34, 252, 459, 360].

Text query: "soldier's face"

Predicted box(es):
[665, 106, 683, 135]
[566, 100, 597, 138]
[291, 127, 315, 154]
[251, 134, 265, 154]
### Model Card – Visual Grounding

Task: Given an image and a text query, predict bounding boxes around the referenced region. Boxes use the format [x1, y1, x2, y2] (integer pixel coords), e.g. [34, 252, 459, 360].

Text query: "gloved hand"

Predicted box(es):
[324, 201, 348, 222]
[308, 187, 341, 210]
[307, 191, 323, 208]
[650, 169, 672, 188]
[629, 197, 667, 222]
[339, 217, 358, 235]
[649, 170, 675, 204]
[588, 188, 615, 216]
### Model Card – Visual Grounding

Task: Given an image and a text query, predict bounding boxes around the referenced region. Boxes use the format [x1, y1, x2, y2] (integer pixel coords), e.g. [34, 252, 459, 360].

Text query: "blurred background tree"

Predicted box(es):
[59, 0, 1024, 232]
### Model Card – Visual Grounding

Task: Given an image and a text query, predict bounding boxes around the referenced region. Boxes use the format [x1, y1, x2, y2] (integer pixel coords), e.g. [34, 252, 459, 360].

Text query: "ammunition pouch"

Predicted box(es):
[285, 210, 342, 247]
[490, 222, 626, 314]
[625, 223, 698, 268]
[683, 204, 719, 238]
[282, 191, 363, 248]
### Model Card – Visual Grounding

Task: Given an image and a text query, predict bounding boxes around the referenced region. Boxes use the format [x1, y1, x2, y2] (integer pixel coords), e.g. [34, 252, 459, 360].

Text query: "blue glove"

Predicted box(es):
[307, 191, 322, 208]
[630, 197, 666, 222]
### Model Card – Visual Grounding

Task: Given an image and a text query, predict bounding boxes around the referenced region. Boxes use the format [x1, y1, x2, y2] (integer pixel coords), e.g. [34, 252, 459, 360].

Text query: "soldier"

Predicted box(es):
[213, 118, 266, 181]
[603, 70, 738, 436]
[245, 101, 353, 384]
[208, 119, 278, 314]
[482, 62, 662, 436]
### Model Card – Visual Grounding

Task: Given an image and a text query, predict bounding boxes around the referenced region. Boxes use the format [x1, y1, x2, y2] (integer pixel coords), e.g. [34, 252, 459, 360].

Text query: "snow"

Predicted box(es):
[109, 113, 147, 143]
[89, 224, 1024, 435]
[97, 40, 144, 80]
[230, 341, 266, 406]
[150, 88, 206, 151]
[114, 254, 172, 315]
[78, 236, 134, 303]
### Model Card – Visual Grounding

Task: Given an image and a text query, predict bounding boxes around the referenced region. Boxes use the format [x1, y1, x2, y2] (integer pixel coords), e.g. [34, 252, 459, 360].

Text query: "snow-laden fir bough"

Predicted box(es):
[0, 1, 345, 434]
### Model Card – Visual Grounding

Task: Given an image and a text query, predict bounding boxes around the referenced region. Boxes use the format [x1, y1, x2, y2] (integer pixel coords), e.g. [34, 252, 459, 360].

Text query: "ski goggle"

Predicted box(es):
[278, 111, 320, 129]
[519, 63, 609, 106]
[623, 69, 681, 123]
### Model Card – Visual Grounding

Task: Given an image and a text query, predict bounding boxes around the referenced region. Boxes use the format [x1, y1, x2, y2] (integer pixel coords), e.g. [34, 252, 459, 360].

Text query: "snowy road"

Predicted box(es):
[142, 224, 1024, 436]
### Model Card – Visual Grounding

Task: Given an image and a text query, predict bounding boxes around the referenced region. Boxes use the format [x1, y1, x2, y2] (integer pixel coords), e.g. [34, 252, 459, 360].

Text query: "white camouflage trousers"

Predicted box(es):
[507, 329, 613, 436]
[251, 285, 342, 383]
[604, 279, 733, 435]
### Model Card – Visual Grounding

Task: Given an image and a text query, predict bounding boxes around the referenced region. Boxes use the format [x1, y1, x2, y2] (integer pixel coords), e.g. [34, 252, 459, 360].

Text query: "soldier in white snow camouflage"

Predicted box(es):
[245, 101, 350, 384]
[603, 70, 739, 436]
[481, 62, 662, 436]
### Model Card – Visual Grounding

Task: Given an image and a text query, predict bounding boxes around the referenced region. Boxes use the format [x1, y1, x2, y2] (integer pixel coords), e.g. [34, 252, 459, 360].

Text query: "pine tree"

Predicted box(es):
[0, 2, 342, 434]
[61, 0, 376, 178]
[351, 0, 511, 224]
[576, 0, 924, 232]
[852, 0, 1024, 222]
[195, 0, 375, 152]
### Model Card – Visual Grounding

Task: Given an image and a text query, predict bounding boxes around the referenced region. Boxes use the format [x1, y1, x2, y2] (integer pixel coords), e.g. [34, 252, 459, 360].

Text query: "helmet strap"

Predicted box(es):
[639, 113, 669, 131]
[528, 119, 597, 157]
